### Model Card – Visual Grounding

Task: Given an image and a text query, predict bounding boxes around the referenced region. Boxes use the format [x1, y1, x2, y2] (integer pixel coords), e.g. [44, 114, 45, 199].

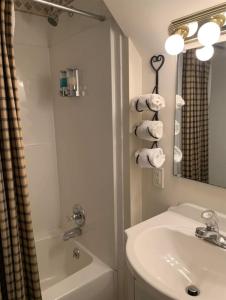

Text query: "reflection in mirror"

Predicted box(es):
[174, 41, 226, 188]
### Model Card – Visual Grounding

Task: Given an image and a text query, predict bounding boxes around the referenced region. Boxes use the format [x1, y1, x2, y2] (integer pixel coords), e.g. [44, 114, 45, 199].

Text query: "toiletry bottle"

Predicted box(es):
[60, 71, 68, 96]
[67, 68, 77, 96]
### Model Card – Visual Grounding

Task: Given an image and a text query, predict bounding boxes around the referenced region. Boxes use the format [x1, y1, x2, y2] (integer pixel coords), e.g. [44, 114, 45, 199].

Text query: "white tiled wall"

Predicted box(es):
[14, 12, 61, 238]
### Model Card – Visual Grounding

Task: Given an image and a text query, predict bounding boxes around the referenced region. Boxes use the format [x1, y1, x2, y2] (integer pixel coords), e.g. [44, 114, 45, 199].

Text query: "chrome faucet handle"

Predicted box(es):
[70, 204, 86, 227]
[201, 209, 219, 232]
[66, 204, 86, 228]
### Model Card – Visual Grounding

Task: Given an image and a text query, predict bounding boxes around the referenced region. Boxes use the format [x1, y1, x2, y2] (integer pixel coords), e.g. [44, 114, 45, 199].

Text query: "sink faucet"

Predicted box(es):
[63, 205, 86, 241]
[195, 209, 226, 249]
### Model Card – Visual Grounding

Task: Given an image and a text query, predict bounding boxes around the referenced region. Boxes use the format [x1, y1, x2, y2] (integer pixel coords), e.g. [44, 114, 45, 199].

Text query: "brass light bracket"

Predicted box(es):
[211, 14, 226, 27]
[168, 2, 226, 38]
[175, 26, 189, 38]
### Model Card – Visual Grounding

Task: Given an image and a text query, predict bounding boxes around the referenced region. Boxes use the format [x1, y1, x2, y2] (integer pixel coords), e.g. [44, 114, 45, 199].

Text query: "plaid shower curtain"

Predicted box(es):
[181, 49, 210, 183]
[0, 1, 42, 299]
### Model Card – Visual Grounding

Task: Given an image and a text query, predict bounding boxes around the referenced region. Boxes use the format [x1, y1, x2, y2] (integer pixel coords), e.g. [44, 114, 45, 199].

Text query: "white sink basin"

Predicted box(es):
[126, 204, 226, 300]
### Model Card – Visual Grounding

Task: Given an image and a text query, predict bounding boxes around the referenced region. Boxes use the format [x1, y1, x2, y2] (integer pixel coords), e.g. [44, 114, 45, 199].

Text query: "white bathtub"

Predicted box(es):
[35, 234, 115, 300]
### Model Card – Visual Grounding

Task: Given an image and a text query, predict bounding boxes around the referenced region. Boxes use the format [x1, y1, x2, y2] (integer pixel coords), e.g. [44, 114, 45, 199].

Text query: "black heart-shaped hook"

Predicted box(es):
[150, 55, 165, 72]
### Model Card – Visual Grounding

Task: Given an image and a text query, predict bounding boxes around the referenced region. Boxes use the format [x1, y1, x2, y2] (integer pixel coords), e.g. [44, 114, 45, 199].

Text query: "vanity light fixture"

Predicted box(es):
[166, 3, 226, 60]
[165, 26, 188, 55]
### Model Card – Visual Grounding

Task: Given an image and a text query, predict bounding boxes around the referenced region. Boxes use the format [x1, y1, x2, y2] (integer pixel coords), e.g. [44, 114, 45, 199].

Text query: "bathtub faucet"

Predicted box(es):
[63, 227, 82, 241]
[63, 204, 86, 241]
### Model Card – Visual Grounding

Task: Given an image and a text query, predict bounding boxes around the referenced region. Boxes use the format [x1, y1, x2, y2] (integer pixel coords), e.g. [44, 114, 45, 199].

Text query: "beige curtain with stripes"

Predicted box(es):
[0, 1, 42, 299]
[181, 49, 210, 183]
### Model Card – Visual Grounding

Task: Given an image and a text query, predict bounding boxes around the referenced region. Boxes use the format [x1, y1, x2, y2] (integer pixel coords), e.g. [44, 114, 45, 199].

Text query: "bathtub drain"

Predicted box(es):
[186, 285, 200, 297]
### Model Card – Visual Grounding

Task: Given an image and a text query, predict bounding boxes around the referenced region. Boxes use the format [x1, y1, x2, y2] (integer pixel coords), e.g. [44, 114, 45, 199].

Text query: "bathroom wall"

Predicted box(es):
[104, 0, 226, 219]
[49, 5, 118, 268]
[14, 12, 61, 237]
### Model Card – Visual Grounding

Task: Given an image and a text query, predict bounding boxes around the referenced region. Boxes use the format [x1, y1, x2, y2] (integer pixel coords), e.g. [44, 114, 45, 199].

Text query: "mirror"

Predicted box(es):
[174, 40, 226, 188]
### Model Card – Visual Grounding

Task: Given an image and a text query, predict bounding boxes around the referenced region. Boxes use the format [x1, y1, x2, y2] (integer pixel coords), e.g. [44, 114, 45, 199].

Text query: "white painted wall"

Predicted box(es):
[49, 20, 116, 268]
[14, 12, 61, 237]
[104, 0, 226, 220]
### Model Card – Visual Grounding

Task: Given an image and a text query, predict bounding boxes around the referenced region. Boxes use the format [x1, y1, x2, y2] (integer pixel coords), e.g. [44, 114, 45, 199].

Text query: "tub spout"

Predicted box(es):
[63, 227, 82, 241]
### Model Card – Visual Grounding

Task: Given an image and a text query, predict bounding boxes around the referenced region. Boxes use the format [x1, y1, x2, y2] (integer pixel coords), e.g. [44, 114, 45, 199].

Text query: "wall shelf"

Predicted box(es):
[60, 68, 80, 97]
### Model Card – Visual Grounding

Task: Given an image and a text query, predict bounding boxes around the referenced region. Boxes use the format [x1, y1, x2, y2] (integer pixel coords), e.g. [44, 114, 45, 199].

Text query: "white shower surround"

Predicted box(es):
[14, 2, 129, 299]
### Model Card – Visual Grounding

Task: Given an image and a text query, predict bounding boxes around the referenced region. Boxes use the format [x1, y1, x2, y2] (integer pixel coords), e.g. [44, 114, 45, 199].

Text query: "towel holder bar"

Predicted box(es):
[149, 54, 165, 149]
[134, 54, 165, 167]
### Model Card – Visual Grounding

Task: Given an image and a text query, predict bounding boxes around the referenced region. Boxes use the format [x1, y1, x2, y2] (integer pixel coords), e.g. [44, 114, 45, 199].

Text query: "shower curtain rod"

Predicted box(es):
[32, 0, 106, 22]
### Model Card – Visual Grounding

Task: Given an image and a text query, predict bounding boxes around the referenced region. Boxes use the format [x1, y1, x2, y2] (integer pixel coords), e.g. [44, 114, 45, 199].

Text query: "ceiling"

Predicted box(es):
[14, 0, 74, 17]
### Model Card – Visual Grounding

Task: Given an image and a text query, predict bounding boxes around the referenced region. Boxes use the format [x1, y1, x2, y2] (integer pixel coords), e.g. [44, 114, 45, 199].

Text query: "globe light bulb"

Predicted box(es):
[198, 21, 220, 46]
[187, 21, 198, 37]
[196, 45, 214, 61]
[165, 34, 185, 55]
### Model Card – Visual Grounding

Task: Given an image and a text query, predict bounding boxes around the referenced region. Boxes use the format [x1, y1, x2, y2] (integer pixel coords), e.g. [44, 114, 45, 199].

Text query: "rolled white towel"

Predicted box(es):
[130, 94, 165, 112]
[135, 120, 163, 141]
[135, 148, 165, 169]
[176, 95, 185, 109]
[175, 120, 180, 136]
[174, 146, 183, 163]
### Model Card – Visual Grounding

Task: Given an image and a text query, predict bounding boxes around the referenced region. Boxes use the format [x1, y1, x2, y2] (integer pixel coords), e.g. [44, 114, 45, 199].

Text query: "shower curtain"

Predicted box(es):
[181, 49, 210, 183]
[0, 1, 42, 299]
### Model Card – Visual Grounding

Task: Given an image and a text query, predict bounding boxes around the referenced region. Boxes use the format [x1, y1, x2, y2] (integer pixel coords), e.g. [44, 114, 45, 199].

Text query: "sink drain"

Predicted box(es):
[186, 285, 200, 297]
